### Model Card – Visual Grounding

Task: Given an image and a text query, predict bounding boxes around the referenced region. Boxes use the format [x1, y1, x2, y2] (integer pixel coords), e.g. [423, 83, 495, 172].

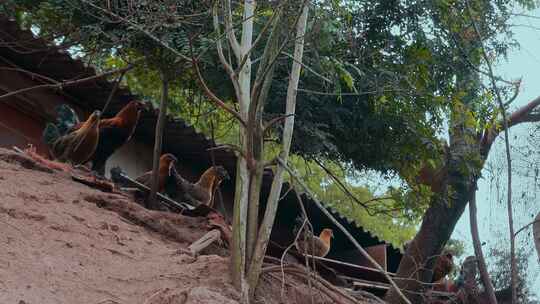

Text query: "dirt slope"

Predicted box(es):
[0, 149, 376, 304]
[0, 150, 238, 304]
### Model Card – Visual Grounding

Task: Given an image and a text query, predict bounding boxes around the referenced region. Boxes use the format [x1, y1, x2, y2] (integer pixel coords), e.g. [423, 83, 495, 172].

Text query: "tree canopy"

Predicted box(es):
[3, 1, 540, 301]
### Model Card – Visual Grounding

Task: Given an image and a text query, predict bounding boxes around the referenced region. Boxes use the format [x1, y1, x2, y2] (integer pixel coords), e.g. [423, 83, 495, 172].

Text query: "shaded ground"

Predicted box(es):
[0, 148, 375, 304]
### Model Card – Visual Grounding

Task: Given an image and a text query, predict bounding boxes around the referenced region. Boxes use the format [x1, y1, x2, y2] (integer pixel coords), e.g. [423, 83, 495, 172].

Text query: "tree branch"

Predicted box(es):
[101, 67, 129, 115]
[79, 0, 191, 62]
[234, 1, 287, 75]
[0, 65, 134, 101]
[282, 51, 333, 84]
[262, 113, 296, 133]
[481, 95, 540, 155]
[213, 1, 240, 98]
[223, 0, 241, 61]
[188, 36, 246, 127]
[469, 190, 498, 304]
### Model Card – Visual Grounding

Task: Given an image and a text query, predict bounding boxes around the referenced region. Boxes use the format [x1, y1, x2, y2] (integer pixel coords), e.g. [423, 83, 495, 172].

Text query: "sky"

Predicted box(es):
[450, 8, 540, 293]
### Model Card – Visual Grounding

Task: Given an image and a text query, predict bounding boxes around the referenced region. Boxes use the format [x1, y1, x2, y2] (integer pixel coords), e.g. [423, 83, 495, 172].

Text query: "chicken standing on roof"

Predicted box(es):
[169, 165, 230, 208]
[42, 108, 101, 166]
[293, 215, 334, 258]
[71, 100, 144, 176]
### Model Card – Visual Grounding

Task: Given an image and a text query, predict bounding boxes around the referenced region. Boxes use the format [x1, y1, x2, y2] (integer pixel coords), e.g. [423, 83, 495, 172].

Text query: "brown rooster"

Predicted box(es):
[170, 165, 230, 207]
[135, 153, 178, 193]
[44, 110, 101, 165]
[432, 250, 454, 283]
[72, 100, 144, 175]
[295, 228, 334, 258]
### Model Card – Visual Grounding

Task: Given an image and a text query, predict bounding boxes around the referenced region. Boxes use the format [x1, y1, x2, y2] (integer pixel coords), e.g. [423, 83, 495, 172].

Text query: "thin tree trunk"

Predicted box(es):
[487, 34, 518, 304]
[231, 153, 250, 292]
[465, 3, 516, 301]
[469, 190, 498, 304]
[148, 75, 168, 209]
[231, 0, 255, 296]
[246, 2, 284, 268]
[246, 3, 309, 299]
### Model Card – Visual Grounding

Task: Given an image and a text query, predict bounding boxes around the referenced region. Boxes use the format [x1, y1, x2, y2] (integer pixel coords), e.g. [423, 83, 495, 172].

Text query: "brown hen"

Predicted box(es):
[171, 165, 230, 207]
[49, 110, 101, 165]
[135, 153, 178, 193]
[295, 228, 334, 258]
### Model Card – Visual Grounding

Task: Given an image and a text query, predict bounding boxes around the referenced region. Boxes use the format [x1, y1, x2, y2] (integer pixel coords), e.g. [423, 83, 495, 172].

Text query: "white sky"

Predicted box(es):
[451, 8, 540, 293]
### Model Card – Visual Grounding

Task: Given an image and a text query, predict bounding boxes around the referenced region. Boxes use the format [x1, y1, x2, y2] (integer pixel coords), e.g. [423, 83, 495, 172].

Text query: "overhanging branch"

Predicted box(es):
[188, 36, 246, 127]
[0, 65, 134, 101]
[481, 95, 540, 155]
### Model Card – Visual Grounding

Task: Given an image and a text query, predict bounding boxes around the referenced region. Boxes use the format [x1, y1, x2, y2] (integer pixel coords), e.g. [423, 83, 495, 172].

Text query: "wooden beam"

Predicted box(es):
[187, 229, 222, 257]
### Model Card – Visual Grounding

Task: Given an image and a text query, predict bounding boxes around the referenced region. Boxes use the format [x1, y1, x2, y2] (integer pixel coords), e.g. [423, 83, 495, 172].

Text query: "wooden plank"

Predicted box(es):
[187, 229, 221, 257]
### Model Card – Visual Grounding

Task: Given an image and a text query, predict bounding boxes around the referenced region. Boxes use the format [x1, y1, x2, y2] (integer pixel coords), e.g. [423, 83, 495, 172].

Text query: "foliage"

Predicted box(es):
[262, 0, 532, 181]
[286, 156, 420, 247]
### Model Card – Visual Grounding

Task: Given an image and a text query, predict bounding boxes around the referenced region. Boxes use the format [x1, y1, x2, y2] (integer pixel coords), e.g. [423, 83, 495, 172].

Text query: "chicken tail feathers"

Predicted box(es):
[55, 104, 80, 135]
[293, 214, 312, 239]
[42, 123, 60, 146]
[42, 104, 81, 146]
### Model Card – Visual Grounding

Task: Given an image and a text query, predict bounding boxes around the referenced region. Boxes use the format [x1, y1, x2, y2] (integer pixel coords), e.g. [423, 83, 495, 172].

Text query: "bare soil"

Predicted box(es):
[0, 148, 374, 304]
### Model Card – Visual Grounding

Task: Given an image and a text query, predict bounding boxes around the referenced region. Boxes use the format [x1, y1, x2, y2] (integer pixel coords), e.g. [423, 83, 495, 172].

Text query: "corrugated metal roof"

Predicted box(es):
[0, 15, 402, 270]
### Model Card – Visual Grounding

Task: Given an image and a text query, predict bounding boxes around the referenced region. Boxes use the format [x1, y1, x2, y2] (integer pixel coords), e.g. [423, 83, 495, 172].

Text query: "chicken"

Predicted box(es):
[295, 228, 334, 258]
[72, 100, 144, 176]
[432, 250, 454, 283]
[170, 165, 230, 207]
[42, 109, 101, 165]
[135, 153, 178, 193]
[292, 215, 334, 258]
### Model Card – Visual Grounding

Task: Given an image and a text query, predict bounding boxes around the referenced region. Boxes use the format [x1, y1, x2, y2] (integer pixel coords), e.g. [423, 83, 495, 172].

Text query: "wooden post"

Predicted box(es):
[148, 74, 169, 209]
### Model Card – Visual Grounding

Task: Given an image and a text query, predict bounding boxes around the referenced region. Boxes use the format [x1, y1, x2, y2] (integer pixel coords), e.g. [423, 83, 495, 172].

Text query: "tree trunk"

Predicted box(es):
[470, 190, 498, 304]
[246, 3, 309, 299]
[385, 172, 474, 303]
[148, 75, 168, 209]
[230, 0, 255, 296]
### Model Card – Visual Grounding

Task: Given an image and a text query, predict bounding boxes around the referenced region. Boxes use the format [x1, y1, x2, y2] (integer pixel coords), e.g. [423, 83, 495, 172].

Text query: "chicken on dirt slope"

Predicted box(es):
[71, 100, 144, 176]
[42, 108, 101, 166]
[170, 165, 230, 208]
[135, 153, 178, 194]
[293, 216, 334, 258]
